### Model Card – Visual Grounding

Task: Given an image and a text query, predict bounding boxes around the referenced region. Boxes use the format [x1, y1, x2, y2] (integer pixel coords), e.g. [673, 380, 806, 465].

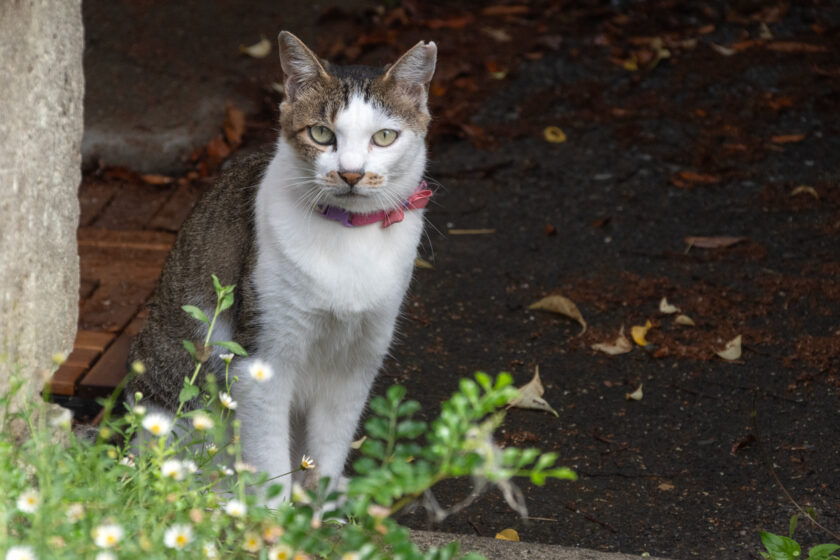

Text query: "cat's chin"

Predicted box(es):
[322, 188, 398, 214]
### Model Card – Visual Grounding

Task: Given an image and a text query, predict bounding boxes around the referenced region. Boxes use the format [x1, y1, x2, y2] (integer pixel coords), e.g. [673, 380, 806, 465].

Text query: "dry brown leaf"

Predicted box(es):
[658, 482, 675, 491]
[716, 335, 742, 361]
[529, 294, 586, 334]
[630, 320, 652, 346]
[674, 314, 695, 326]
[710, 43, 736, 56]
[495, 528, 520, 541]
[350, 436, 367, 450]
[767, 41, 828, 53]
[414, 257, 434, 269]
[223, 103, 245, 147]
[591, 326, 633, 355]
[481, 27, 512, 43]
[771, 133, 806, 144]
[625, 384, 643, 401]
[684, 236, 747, 249]
[239, 37, 272, 58]
[659, 297, 679, 314]
[140, 173, 173, 185]
[790, 186, 818, 199]
[482, 5, 529, 16]
[509, 366, 559, 417]
[543, 126, 567, 143]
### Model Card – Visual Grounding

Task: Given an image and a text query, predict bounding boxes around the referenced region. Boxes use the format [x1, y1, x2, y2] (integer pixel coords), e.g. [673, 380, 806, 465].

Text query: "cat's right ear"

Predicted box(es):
[278, 31, 329, 102]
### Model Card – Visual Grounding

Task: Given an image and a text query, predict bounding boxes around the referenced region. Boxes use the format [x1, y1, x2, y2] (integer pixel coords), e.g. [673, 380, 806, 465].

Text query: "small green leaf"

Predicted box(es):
[182, 340, 196, 360]
[212, 341, 247, 356]
[266, 484, 284, 499]
[760, 531, 802, 559]
[789, 514, 799, 539]
[181, 305, 209, 323]
[220, 292, 234, 312]
[809, 544, 840, 560]
[396, 419, 427, 440]
[396, 399, 421, 417]
[387, 385, 407, 406]
[212, 274, 222, 296]
[179, 377, 200, 404]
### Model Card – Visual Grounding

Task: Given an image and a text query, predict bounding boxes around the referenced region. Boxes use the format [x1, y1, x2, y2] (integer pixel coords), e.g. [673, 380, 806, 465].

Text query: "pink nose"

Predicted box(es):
[339, 171, 363, 186]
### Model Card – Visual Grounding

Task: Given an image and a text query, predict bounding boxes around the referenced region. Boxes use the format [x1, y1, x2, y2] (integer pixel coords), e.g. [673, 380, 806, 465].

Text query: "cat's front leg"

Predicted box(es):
[303, 369, 377, 492]
[234, 372, 294, 504]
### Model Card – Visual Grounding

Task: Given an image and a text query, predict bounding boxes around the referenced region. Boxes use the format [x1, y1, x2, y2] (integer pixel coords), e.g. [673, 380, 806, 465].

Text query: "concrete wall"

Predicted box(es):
[0, 0, 84, 412]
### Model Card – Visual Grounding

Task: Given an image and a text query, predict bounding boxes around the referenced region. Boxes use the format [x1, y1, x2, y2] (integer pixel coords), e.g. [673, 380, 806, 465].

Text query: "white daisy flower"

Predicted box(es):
[66, 503, 85, 523]
[248, 359, 273, 382]
[93, 523, 124, 548]
[220, 465, 234, 476]
[218, 392, 237, 410]
[206, 443, 218, 456]
[95, 552, 116, 560]
[163, 523, 193, 550]
[291, 483, 311, 505]
[268, 543, 293, 560]
[234, 461, 256, 474]
[16, 489, 40, 514]
[132, 405, 146, 417]
[300, 455, 315, 470]
[224, 499, 246, 518]
[161, 459, 184, 481]
[202, 542, 218, 558]
[219, 353, 234, 363]
[119, 454, 136, 468]
[141, 412, 172, 437]
[242, 531, 261, 553]
[5, 545, 36, 560]
[49, 407, 73, 428]
[192, 413, 214, 431]
[182, 459, 198, 474]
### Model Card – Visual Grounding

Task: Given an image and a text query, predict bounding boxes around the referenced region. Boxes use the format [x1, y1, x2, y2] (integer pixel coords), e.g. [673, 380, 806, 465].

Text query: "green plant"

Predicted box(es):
[0, 276, 575, 559]
[760, 515, 840, 560]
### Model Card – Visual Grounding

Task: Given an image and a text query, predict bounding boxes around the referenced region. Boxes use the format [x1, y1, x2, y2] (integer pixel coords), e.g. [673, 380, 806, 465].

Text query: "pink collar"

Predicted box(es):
[316, 181, 432, 228]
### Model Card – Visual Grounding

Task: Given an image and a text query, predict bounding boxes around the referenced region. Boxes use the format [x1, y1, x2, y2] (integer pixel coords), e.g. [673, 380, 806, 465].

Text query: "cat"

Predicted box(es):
[127, 31, 437, 500]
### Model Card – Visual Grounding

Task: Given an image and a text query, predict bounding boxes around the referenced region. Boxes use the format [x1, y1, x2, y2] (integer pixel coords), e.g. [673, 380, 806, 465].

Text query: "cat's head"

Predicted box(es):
[276, 31, 436, 214]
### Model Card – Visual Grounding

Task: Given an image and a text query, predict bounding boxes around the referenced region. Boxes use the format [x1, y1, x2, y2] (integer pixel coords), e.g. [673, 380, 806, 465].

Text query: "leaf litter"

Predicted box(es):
[529, 294, 586, 334]
[508, 366, 559, 417]
[716, 335, 743, 361]
[591, 326, 633, 355]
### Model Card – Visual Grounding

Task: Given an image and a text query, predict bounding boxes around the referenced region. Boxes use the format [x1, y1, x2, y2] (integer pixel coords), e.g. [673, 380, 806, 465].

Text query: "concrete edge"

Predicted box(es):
[410, 530, 670, 560]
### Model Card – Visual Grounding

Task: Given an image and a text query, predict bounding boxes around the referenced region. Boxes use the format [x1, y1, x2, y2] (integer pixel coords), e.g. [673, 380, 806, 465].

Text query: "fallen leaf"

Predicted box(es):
[730, 434, 756, 455]
[529, 294, 586, 334]
[448, 228, 496, 235]
[239, 37, 272, 58]
[140, 173, 173, 185]
[790, 186, 818, 199]
[482, 5, 529, 16]
[414, 257, 434, 269]
[543, 126, 567, 143]
[630, 320, 652, 346]
[658, 482, 675, 491]
[716, 335, 742, 361]
[684, 236, 747, 249]
[625, 384, 643, 401]
[509, 366, 559, 417]
[495, 528, 520, 541]
[424, 15, 474, 30]
[591, 326, 633, 355]
[350, 436, 367, 450]
[766, 41, 828, 53]
[674, 171, 720, 185]
[771, 133, 806, 144]
[223, 103, 245, 148]
[674, 314, 695, 326]
[659, 297, 679, 314]
[481, 27, 511, 43]
[710, 43, 736, 56]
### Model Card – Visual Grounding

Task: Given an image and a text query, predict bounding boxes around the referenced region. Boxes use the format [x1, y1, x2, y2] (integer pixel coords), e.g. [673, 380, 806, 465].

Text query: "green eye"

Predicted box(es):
[309, 125, 335, 145]
[372, 129, 398, 147]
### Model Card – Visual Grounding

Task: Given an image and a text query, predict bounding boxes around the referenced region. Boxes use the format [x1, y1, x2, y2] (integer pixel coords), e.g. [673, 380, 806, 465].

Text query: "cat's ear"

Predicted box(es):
[277, 31, 329, 102]
[384, 41, 437, 105]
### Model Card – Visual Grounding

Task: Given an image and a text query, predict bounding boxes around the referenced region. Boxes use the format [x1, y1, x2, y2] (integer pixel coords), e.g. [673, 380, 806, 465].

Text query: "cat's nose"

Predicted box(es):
[339, 170, 363, 186]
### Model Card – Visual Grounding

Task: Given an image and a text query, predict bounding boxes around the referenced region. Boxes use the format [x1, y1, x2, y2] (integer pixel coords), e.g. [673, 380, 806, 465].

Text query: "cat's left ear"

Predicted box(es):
[384, 41, 437, 105]
[278, 31, 330, 102]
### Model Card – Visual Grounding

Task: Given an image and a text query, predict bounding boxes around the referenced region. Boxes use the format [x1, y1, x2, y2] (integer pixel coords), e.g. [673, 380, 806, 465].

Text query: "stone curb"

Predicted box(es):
[411, 531, 670, 560]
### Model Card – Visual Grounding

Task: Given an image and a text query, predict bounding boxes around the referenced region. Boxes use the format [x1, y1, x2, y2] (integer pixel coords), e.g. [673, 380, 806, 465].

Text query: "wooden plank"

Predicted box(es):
[75, 330, 115, 352]
[64, 347, 101, 369]
[48, 365, 87, 396]
[78, 280, 153, 333]
[148, 181, 203, 232]
[77, 227, 175, 251]
[76, 315, 146, 398]
[89, 182, 173, 231]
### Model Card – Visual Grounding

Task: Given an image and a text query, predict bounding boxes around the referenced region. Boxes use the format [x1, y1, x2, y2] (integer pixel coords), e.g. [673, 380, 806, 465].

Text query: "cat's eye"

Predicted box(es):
[372, 129, 398, 147]
[309, 125, 335, 145]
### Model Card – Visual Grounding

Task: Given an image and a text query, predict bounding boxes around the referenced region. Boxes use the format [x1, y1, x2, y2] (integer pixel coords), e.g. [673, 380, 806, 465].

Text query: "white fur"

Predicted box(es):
[232, 95, 427, 502]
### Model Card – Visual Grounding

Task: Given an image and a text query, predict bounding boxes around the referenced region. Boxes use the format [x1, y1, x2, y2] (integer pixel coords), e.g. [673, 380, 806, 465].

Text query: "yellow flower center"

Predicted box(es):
[176, 535, 187, 546]
[106, 535, 116, 545]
